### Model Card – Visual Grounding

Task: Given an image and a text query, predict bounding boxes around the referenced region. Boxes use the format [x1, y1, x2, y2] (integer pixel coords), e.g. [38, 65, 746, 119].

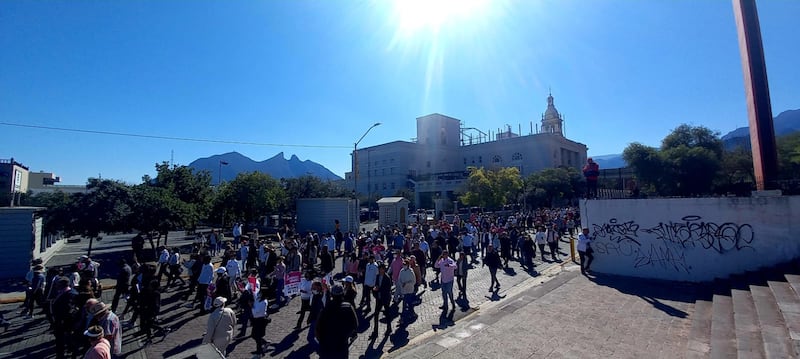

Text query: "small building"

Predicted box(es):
[0, 207, 65, 279]
[295, 198, 359, 235]
[377, 197, 410, 227]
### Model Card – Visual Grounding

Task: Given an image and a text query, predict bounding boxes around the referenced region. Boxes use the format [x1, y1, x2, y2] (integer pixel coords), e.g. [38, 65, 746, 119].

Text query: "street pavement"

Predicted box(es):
[389, 264, 699, 359]
[0, 229, 575, 359]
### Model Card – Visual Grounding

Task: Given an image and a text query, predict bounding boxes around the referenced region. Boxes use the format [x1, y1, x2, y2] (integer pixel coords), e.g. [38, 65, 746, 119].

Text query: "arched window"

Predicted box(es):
[512, 152, 522, 161]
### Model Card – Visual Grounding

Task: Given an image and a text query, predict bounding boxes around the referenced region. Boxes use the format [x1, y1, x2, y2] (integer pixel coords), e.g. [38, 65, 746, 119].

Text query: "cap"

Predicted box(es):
[344, 275, 354, 283]
[216, 267, 227, 274]
[213, 297, 227, 307]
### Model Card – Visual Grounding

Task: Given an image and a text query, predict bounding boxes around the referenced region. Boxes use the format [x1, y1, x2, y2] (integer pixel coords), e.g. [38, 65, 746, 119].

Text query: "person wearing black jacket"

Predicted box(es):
[371, 263, 393, 338]
[112, 258, 132, 313]
[50, 278, 75, 359]
[319, 246, 334, 274]
[139, 279, 165, 342]
[316, 284, 358, 359]
[483, 245, 502, 292]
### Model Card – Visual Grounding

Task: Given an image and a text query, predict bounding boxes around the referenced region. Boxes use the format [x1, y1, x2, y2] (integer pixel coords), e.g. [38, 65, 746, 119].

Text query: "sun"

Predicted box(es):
[390, 0, 491, 37]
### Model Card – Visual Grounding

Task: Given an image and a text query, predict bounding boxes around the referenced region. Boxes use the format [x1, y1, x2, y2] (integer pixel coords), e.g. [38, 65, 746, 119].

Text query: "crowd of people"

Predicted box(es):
[14, 207, 596, 358]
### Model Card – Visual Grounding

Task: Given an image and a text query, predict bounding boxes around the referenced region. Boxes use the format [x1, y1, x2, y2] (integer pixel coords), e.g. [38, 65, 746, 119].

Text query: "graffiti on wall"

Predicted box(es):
[592, 215, 755, 273]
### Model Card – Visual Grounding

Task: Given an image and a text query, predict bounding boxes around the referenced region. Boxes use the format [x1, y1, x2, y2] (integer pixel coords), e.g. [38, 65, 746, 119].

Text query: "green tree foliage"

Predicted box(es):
[459, 167, 523, 209]
[132, 162, 213, 246]
[778, 132, 800, 179]
[281, 175, 348, 212]
[623, 124, 723, 196]
[215, 172, 286, 226]
[23, 191, 76, 236]
[524, 167, 583, 207]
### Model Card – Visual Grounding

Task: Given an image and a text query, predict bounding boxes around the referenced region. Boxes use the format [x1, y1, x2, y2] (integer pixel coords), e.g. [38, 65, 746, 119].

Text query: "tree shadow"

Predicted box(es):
[588, 272, 699, 318]
[162, 337, 203, 357]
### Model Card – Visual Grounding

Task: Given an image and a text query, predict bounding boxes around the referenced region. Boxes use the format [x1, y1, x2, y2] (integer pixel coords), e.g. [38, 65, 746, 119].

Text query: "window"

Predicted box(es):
[479, 156, 482, 163]
[512, 152, 522, 161]
[382, 183, 387, 190]
[390, 167, 394, 174]
[391, 182, 395, 189]
[464, 158, 467, 165]
[493, 155, 502, 163]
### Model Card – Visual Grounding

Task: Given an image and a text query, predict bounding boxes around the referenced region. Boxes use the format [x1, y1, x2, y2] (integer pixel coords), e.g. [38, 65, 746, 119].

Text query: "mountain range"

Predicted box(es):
[591, 109, 800, 169]
[188, 152, 342, 183]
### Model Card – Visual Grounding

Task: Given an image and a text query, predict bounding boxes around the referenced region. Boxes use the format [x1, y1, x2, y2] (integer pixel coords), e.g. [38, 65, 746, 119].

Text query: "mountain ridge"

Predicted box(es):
[188, 151, 342, 182]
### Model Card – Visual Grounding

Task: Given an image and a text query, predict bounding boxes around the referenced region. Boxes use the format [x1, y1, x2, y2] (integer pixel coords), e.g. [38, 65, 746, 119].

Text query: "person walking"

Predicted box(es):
[360, 256, 378, 312]
[166, 248, 186, 288]
[195, 256, 214, 314]
[397, 259, 417, 324]
[295, 271, 314, 330]
[203, 297, 237, 355]
[251, 289, 270, 355]
[455, 252, 469, 300]
[316, 284, 358, 359]
[435, 251, 457, 311]
[371, 263, 393, 338]
[87, 301, 122, 357]
[483, 245, 502, 292]
[577, 228, 595, 275]
[111, 259, 131, 313]
[535, 227, 547, 261]
[546, 224, 561, 262]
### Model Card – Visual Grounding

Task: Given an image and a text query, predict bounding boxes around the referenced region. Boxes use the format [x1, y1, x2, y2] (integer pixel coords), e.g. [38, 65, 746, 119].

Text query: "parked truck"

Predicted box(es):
[295, 198, 359, 235]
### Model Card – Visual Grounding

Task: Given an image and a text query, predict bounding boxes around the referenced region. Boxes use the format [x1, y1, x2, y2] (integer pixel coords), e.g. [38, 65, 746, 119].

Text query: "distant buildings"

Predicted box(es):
[0, 158, 29, 206]
[346, 93, 588, 208]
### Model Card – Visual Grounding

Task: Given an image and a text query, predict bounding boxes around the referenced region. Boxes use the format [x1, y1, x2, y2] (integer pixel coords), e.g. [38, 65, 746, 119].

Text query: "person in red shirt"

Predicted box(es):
[582, 158, 600, 199]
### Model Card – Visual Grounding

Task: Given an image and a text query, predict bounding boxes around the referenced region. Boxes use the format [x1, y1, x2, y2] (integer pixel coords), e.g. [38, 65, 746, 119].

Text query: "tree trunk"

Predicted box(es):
[87, 237, 94, 257]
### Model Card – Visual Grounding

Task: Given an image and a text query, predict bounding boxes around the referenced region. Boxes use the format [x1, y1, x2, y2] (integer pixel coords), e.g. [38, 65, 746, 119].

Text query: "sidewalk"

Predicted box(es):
[389, 263, 699, 359]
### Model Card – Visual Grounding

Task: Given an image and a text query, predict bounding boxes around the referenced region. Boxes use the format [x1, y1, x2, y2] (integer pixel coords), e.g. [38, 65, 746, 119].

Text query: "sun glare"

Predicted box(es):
[391, 0, 491, 36]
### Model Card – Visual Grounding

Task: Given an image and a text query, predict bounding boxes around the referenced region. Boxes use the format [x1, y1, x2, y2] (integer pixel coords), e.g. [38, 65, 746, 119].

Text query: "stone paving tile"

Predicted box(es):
[390, 266, 698, 359]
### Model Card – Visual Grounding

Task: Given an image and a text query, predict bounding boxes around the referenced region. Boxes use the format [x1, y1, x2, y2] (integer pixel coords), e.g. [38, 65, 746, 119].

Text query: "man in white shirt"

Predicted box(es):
[360, 256, 378, 312]
[546, 224, 560, 262]
[535, 227, 547, 261]
[232, 223, 242, 250]
[577, 228, 594, 275]
[157, 247, 170, 282]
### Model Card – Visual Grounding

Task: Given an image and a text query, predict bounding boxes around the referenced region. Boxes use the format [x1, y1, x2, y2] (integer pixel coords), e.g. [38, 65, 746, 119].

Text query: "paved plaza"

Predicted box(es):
[0, 229, 575, 358]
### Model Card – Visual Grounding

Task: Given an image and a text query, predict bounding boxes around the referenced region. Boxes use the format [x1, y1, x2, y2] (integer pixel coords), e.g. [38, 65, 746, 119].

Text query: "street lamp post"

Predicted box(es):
[353, 122, 381, 198]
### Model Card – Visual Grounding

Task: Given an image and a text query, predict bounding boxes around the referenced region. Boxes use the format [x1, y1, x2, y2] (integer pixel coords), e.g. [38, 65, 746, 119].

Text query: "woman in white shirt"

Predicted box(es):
[250, 289, 270, 354]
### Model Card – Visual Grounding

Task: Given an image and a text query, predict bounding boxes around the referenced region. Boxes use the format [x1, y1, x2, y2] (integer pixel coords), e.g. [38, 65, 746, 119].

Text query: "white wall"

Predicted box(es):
[580, 196, 800, 282]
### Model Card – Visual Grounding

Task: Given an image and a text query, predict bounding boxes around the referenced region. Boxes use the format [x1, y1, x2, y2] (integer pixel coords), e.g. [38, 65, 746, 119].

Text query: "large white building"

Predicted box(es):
[346, 94, 588, 208]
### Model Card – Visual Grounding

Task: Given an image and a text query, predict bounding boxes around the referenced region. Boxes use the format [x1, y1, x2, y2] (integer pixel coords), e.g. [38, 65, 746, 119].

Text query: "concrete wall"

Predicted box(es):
[0, 208, 36, 279]
[580, 196, 800, 282]
[296, 198, 359, 235]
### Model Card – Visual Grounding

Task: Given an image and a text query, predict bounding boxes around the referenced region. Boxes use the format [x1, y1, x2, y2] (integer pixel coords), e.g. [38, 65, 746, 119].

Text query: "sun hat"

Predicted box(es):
[213, 297, 227, 307]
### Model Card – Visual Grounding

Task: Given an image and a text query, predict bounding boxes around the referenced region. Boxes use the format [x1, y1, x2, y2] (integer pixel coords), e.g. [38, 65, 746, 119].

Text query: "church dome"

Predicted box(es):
[544, 94, 560, 119]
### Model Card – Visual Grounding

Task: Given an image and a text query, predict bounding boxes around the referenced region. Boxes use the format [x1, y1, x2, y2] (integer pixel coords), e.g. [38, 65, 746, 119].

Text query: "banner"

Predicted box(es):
[283, 271, 302, 297]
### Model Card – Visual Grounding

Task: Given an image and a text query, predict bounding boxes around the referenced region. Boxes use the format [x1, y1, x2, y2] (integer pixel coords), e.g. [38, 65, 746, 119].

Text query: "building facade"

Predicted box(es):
[0, 158, 30, 206]
[346, 94, 588, 208]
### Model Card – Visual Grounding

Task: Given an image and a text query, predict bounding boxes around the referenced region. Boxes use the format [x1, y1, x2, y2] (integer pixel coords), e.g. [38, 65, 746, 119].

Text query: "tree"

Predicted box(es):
[71, 179, 133, 256]
[215, 172, 286, 227]
[524, 167, 583, 207]
[778, 132, 800, 179]
[281, 175, 348, 213]
[459, 167, 523, 210]
[623, 124, 723, 196]
[133, 162, 213, 247]
[23, 191, 76, 237]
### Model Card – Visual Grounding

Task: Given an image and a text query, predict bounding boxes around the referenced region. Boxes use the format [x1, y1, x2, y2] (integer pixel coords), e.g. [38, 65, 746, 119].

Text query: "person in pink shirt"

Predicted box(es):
[83, 325, 111, 359]
[389, 251, 405, 303]
[434, 250, 457, 311]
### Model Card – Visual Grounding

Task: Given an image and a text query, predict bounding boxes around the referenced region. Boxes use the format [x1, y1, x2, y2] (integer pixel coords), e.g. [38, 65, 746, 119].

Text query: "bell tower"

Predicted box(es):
[541, 91, 564, 135]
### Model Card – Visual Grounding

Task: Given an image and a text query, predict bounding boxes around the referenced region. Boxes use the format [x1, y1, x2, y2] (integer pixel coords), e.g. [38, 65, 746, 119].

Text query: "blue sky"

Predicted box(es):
[1, 0, 798, 185]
